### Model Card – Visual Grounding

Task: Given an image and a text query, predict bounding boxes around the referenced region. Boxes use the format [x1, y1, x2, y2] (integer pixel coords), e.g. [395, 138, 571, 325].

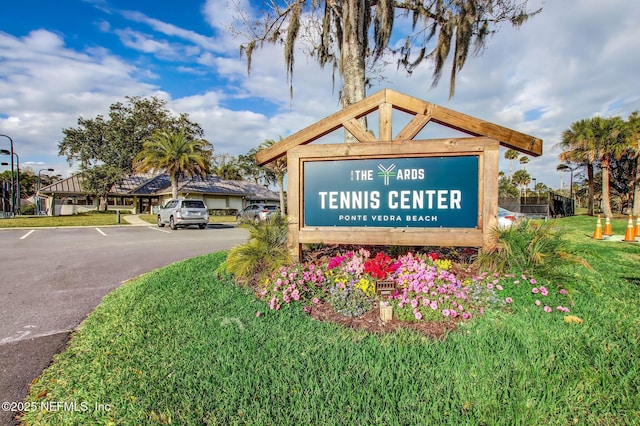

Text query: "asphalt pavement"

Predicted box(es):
[0, 218, 248, 425]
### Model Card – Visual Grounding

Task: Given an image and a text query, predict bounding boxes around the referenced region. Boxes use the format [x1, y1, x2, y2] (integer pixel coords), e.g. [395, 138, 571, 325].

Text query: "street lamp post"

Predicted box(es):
[0, 150, 20, 215]
[37, 168, 54, 215]
[0, 134, 14, 215]
[0, 164, 8, 216]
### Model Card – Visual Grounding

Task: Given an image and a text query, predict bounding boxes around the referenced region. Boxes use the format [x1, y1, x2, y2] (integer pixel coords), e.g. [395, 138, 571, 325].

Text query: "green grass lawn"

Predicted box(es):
[19, 215, 640, 425]
[0, 212, 126, 228]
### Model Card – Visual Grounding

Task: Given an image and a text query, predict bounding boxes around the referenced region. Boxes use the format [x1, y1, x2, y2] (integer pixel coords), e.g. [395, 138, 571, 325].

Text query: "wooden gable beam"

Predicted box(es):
[394, 114, 431, 141]
[256, 88, 542, 165]
[256, 90, 386, 165]
[384, 89, 542, 156]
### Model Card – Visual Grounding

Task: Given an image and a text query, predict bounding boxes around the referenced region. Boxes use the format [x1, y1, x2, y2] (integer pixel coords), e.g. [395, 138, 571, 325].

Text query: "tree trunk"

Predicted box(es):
[171, 174, 179, 199]
[587, 163, 595, 215]
[601, 159, 612, 216]
[340, 0, 367, 142]
[633, 156, 640, 215]
[277, 174, 285, 215]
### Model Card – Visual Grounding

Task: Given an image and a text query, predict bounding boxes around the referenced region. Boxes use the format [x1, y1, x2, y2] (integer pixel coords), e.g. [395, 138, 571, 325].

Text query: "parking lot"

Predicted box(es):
[0, 224, 248, 425]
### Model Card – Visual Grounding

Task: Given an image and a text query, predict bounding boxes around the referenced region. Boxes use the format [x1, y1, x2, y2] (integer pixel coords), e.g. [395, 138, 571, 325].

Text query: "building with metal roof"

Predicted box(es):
[38, 173, 280, 215]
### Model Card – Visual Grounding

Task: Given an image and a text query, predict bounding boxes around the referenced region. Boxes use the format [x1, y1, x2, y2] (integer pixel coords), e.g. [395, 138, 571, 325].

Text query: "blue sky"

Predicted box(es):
[1, 0, 639, 191]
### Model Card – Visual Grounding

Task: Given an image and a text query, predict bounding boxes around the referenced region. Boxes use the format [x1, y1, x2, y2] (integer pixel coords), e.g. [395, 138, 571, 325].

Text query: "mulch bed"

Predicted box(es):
[307, 301, 459, 340]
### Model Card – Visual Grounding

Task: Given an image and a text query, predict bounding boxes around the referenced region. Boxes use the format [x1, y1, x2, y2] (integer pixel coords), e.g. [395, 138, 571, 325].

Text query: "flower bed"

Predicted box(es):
[258, 249, 574, 336]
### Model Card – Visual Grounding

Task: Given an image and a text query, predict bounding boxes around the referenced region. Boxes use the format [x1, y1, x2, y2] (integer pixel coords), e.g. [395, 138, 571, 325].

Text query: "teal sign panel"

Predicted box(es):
[303, 156, 479, 228]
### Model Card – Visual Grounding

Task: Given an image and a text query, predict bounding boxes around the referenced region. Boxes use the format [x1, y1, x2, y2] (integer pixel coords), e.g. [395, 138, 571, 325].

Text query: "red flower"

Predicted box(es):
[363, 253, 400, 279]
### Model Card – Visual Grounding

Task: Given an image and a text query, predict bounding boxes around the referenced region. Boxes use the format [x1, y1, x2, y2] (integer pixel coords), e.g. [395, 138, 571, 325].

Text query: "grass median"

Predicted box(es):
[19, 215, 640, 425]
[0, 211, 126, 228]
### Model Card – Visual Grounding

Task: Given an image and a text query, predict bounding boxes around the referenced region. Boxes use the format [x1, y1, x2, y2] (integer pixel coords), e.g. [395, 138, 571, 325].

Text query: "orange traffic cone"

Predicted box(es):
[635, 215, 640, 238]
[622, 215, 637, 243]
[592, 214, 603, 240]
[603, 216, 613, 236]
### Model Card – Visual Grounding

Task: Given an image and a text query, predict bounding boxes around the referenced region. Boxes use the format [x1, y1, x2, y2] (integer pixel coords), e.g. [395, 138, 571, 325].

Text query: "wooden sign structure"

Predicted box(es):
[256, 89, 542, 260]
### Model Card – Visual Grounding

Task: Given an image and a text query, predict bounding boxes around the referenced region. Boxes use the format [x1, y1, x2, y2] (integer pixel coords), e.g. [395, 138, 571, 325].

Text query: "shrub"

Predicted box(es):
[475, 219, 590, 277]
[225, 214, 290, 287]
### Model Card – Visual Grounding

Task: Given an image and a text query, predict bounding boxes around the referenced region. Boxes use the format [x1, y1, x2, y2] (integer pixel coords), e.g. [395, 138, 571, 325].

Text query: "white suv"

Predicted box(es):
[158, 199, 209, 230]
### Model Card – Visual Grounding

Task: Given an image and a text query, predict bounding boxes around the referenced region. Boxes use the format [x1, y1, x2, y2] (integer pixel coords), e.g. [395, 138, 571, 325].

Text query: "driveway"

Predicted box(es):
[0, 224, 248, 425]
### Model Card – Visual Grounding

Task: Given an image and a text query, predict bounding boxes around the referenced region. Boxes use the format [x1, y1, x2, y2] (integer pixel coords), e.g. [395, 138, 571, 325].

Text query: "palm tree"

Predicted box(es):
[557, 119, 595, 215]
[512, 169, 531, 197]
[556, 163, 578, 199]
[519, 155, 530, 170]
[260, 138, 287, 213]
[627, 111, 640, 215]
[591, 117, 628, 217]
[504, 149, 519, 180]
[133, 129, 211, 199]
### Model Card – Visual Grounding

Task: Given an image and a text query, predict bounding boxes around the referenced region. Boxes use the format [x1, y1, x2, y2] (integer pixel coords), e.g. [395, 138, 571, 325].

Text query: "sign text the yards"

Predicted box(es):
[304, 156, 479, 228]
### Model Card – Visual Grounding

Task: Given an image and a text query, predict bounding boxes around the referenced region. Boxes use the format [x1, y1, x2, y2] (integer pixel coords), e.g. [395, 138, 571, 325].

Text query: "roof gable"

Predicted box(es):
[256, 88, 542, 165]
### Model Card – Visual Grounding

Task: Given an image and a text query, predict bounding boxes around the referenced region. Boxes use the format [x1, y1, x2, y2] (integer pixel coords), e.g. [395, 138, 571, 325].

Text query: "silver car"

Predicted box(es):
[236, 204, 280, 222]
[158, 199, 209, 230]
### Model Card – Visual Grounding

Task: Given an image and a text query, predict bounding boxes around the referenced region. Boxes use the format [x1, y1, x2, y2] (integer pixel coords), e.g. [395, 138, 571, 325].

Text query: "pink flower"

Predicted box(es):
[540, 287, 548, 296]
[505, 297, 513, 304]
[532, 288, 539, 294]
[530, 278, 537, 285]
[411, 299, 419, 308]
[487, 283, 494, 290]
[513, 280, 520, 285]
[521, 274, 527, 280]
[312, 297, 320, 304]
[275, 304, 281, 311]
[535, 300, 541, 306]
[462, 312, 471, 320]
[543, 306, 552, 313]
[291, 289, 300, 301]
[430, 301, 438, 310]
[414, 310, 423, 320]
[303, 306, 311, 314]
[496, 285, 503, 291]
[256, 311, 262, 317]
[559, 289, 568, 295]
[442, 309, 451, 317]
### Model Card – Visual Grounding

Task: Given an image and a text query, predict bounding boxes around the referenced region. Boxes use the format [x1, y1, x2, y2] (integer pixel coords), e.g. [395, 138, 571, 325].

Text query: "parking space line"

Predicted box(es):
[148, 226, 171, 234]
[20, 230, 35, 240]
[95, 228, 107, 236]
